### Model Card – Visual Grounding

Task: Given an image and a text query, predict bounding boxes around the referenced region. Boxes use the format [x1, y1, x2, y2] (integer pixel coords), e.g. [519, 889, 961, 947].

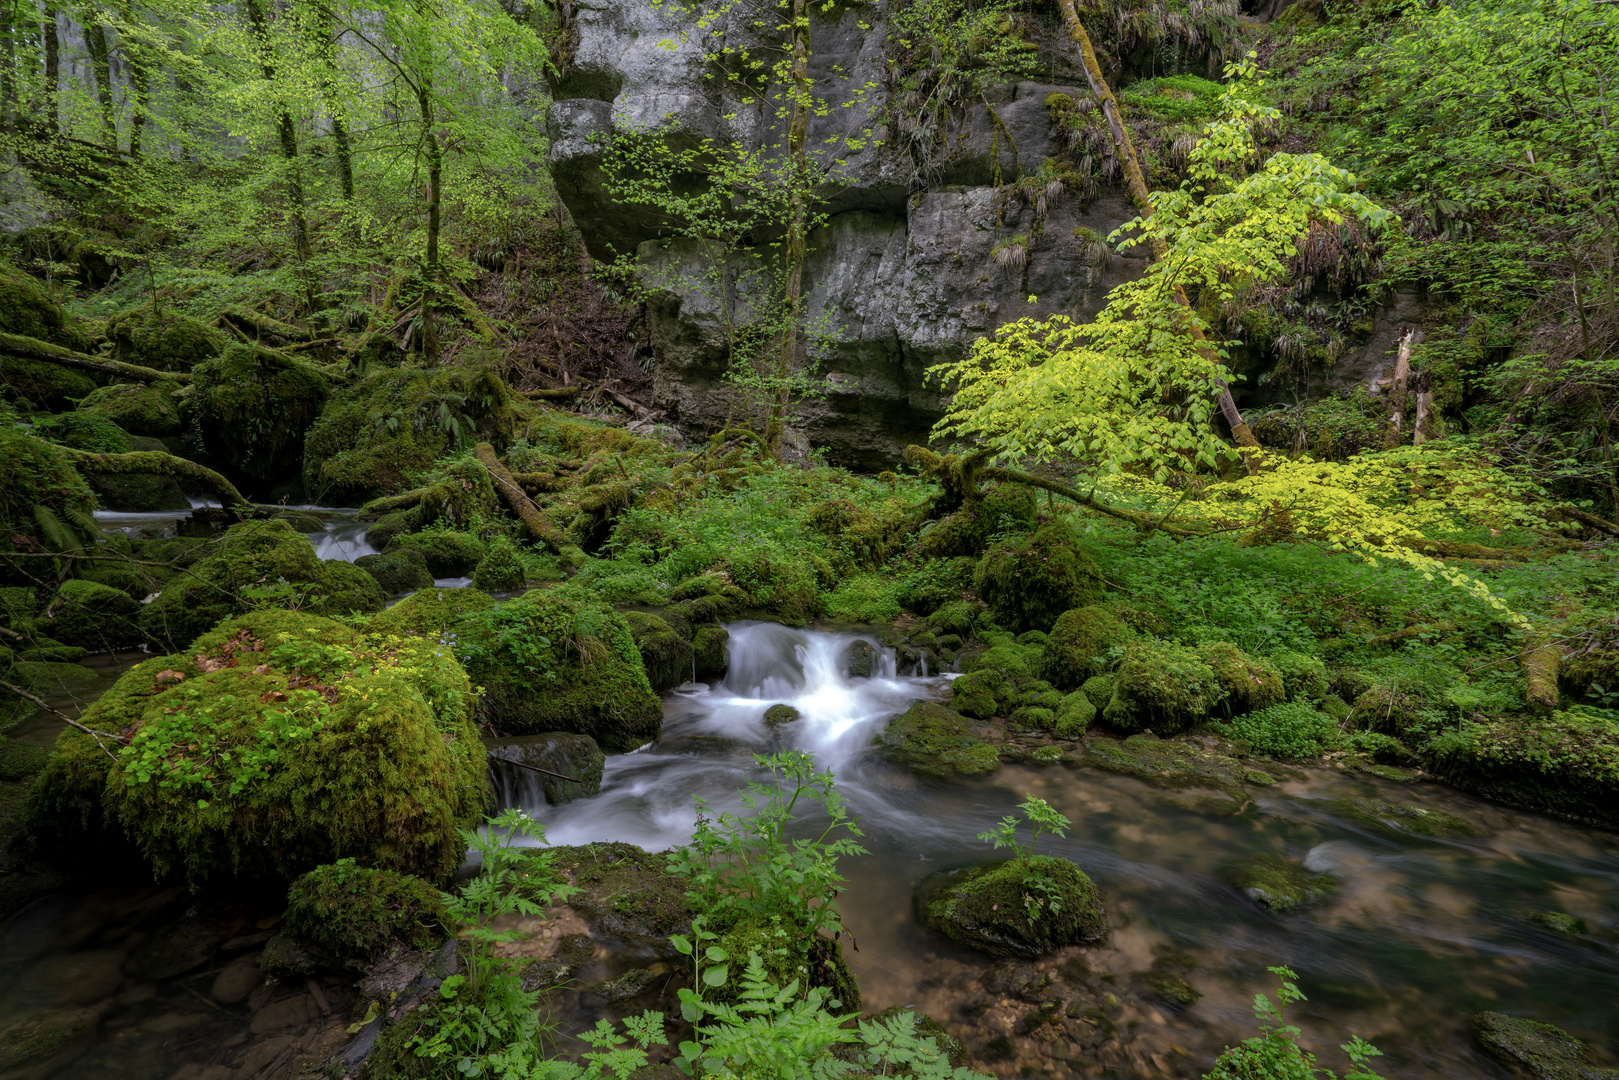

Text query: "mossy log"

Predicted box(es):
[0, 330, 189, 384]
[215, 306, 312, 342]
[360, 490, 427, 515]
[62, 448, 248, 509]
[471, 442, 584, 562]
[1559, 505, 1619, 538]
[1523, 636, 1560, 715]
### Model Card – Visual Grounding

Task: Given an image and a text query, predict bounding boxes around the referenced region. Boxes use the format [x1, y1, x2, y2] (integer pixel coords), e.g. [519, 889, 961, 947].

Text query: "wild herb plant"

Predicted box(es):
[1203, 966, 1385, 1080]
[976, 795, 1073, 923]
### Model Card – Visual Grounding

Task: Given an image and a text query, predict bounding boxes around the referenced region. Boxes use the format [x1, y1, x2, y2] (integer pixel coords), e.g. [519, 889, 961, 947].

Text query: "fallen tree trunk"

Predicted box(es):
[64, 448, 248, 509]
[472, 442, 585, 564]
[0, 331, 189, 384]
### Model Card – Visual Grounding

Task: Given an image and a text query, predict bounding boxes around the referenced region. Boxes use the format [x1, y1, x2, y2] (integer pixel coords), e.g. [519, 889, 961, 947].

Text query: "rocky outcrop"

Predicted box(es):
[546, 0, 1150, 466]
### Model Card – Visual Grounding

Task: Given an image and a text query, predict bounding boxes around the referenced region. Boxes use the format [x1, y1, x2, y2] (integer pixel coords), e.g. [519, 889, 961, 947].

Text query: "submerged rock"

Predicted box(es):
[918, 856, 1107, 959]
[1222, 853, 1338, 912]
[875, 701, 998, 778]
[487, 733, 605, 805]
[1081, 735, 1259, 800]
[763, 704, 801, 727]
[1470, 1011, 1619, 1080]
[1327, 797, 1484, 839]
[356, 548, 434, 595]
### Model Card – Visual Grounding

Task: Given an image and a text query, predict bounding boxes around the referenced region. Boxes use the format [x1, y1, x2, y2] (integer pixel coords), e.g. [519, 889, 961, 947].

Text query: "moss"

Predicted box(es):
[386, 530, 485, 577]
[0, 737, 50, 781]
[917, 484, 1039, 559]
[366, 511, 417, 551]
[1080, 673, 1115, 710]
[974, 522, 1106, 634]
[806, 497, 911, 572]
[368, 586, 495, 639]
[1101, 642, 1225, 735]
[550, 841, 695, 945]
[1528, 912, 1587, 936]
[926, 600, 980, 639]
[961, 641, 1039, 681]
[86, 467, 192, 513]
[31, 412, 130, 453]
[0, 429, 98, 577]
[1082, 735, 1256, 799]
[1009, 705, 1055, 729]
[1042, 606, 1126, 690]
[457, 589, 662, 751]
[692, 623, 729, 679]
[1429, 711, 1619, 829]
[1198, 643, 1286, 716]
[0, 266, 88, 348]
[0, 355, 98, 410]
[284, 861, 449, 963]
[45, 578, 142, 651]
[137, 519, 386, 651]
[0, 1006, 102, 1072]
[718, 543, 820, 624]
[1222, 853, 1338, 912]
[34, 611, 482, 882]
[1269, 649, 1329, 701]
[357, 548, 434, 595]
[897, 556, 978, 615]
[472, 535, 526, 592]
[709, 912, 861, 1012]
[951, 668, 1008, 719]
[624, 611, 694, 692]
[1470, 1011, 1619, 1080]
[302, 365, 517, 504]
[77, 382, 182, 435]
[920, 856, 1107, 958]
[1054, 691, 1096, 738]
[190, 343, 328, 484]
[106, 307, 223, 371]
[1327, 797, 1484, 839]
[875, 701, 998, 778]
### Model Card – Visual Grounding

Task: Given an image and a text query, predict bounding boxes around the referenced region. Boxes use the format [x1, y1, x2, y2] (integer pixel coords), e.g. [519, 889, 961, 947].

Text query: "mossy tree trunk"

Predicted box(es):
[765, 0, 812, 460]
[84, 18, 117, 150]
[42, 6, 59, 132]
[472, 442, 582, 562]
[244, 0, 319, 319]
[0, 330, 190, 383]
[417, 78, 443, 364]
[1055, 0, 1258, 451]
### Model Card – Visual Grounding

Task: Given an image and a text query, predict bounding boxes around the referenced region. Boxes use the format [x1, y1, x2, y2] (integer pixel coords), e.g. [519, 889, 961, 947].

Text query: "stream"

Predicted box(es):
[3, 622, 1616, 1079]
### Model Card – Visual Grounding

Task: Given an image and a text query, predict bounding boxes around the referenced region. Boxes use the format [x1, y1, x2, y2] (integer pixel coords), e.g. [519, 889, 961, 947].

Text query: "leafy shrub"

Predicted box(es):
[897, 556, 977, 615]
[1204, 966, 1384, 1080]
[1214, 702, 1341, 759]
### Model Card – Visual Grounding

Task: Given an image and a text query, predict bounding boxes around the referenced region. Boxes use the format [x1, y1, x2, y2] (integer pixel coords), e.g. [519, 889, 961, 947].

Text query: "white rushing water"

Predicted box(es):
[525, 621, 953, 850]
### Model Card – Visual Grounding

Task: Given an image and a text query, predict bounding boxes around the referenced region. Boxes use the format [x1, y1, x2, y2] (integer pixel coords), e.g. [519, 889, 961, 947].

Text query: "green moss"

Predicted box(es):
[0, 737, 49, 781]
[457, 589, 662, 751]
[926, 600, 980, 639]
[284, 860, 449, 962]
[1430, 711, 1619, 829]
[1082, 734, 1257, 799]
[367, 587, 495, 640]
[386, 529, 485, 577]
[1118, 74, 1224, 123]
[1529, 911, 1587, 936]
[86, 468, 191, 513]
[77, 382, 182, 435]
[806, 497, 912, 572]
[366, 511, 417, 551]
[1198, 643, 1286, 716]
[1470, 1011, 1619, 1080]
[974, 522, 1105, 633]
[190, 343, 328, 483]
[950, 668, 1008, 719]
[1054, 691, 1096, 738]
[0, 355, 97, 410]
[1327, 797, 1484, 839]
[1009, 705, 1055, 729]
[624, 610, 694, 692]
[31, 412, 130, 453]
[1269, 649, 1330, 701]
[0, 429, 98, 577]
[1042, 606, 1126, 690]
[692, 623, 729, 679]
[917, 484, 1039, 559]
[1101, 642, 1225, 735]
[550, 841, 695, 945]
[718, 543, 820, 624]
[357, 548, 434, 595]
[46, 578, 142, 651]
[961, 641, 1039, 681]
[875, 701, 998, 778]
[137, 519, 385, 651]
[1222, 853, 1338, 911]
[1080, 673, 1115, 710]
[710, 913, 861, 1012]
[920, 856, 1107, 958]
[106, 307, 223, 371]
[472, 535, 525, 592]
[897, 556, 978, 615]
[30, 610, 485, 883]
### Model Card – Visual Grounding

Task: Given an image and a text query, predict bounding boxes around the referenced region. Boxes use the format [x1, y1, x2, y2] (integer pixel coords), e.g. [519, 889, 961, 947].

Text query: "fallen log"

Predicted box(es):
[0, 330, 189, 384]
[471, 442, 585, 565]
[64, 448, 248, 509]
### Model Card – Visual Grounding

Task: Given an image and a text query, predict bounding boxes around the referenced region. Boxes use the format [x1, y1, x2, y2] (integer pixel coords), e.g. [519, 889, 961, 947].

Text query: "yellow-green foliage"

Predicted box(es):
[191, 343, 328, 482]
[106, 307, 223, 371]
[77, 382, 182, 436]
[302, 366, 517, 503]
[973, 522, 1105, 633]
[30, 611, 486, 882]
[138, 519, 385, 651]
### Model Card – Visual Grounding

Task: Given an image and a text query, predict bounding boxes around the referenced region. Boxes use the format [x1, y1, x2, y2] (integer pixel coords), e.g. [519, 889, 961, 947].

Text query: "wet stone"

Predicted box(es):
[487, 733, 606, 806]
[589, 967, 658, 1003]
[1222, 853, 1339, 912]
[1471, 1011, 1619, 1080]
[21, 948, 126, 1007]
[211, 956, 263, 1005]
[1328, 797, 1485, 839]
[840, 639, 877, 679]
[130, 914, 224, 981]
[763, 704, 801, 727]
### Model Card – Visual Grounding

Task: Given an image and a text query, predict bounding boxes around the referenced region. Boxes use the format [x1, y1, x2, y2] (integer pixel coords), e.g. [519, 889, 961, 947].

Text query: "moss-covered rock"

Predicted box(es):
[624, 611, 694, 692]
[189, 343, 328, 485]
[77, 382, 183, 435]
[1470, 1011, 1619, 1080]
[1430, 712, 1619, 830]
[1080, 673, 1115, 710]
[950, 668, 1008, 719]
[974, 522, 1106, 633]
[718, 543, 820, 624]
[1082, 734, 1257, 799]
[1054, 691, 1096, 738]
[1326, 797, 1484, 839]
[488, 733, 605, 804]
[44, 578, 142, 651]
[0, 266, 90, 350]
[283, 861, 449, 965]
[1100, 642, 1225, 735]
[692, 623, 730, 679]
[875, 701, 998, 778]
[1222, 853, 1338, 912]
[365, 510, 416, 552]
[926, 600, 980, 640]
[106, 306, 223, 371]
[1269, 649, 1329, 702]
[137, 519, 386, 651]
[916, 484, 1039, 559]
[0, 355, 97, 410]
[457, 589, 662, 751]
[0, 1005, 101, 1073]
[357, 548, 434, 595]
[385, 529, 485, 577]
[302, 365, 517, 504]
[472, 534, 525, 593]
[0, 428, 99, 579]
[961, 640, 1039, 680]
[712, 913, 861, 1012]
[1198, 643, 1286, 716]
[31, 412, 130, 453]
[29, 610, 486, 882]
[368, 587, 496, 640]
[550, 841, 695, 948]
[919, 856, 1107, 958]
[1041, 606, 1126, 690]
[897, 556, 978, 615]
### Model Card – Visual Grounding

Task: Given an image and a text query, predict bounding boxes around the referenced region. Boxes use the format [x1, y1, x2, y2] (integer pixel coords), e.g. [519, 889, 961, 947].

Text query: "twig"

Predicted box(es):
[489, 754, 582, 785]
[0, 679, 128, 761]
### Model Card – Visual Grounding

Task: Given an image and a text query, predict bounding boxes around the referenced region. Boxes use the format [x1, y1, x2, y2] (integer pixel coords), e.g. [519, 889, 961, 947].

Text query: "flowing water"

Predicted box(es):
[526, 622, 1619, 1079]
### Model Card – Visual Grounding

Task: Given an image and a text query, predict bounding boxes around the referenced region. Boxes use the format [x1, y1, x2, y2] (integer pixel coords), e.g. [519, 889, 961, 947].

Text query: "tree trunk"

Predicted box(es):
[84, 19, 117, 149]
[764, 0, 811, 459]
[0, 329, 190, 383]
[1055, 0, 1259, 451]
[244, 0, 318, 316]
[42, 7, 59, 132]
[0, 3, 17, 130]
[118, 2, 147, 156]
[314, 7, 354, 199]
[417, 81, 442, 364]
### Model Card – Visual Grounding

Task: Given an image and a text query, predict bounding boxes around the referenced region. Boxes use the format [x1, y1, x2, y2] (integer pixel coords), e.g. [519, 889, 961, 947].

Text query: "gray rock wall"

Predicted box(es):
[547, 0, 1149, 467]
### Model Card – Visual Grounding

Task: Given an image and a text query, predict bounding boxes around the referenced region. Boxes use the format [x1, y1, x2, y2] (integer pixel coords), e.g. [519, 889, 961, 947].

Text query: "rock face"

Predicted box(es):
[546, 0, 1148, 466]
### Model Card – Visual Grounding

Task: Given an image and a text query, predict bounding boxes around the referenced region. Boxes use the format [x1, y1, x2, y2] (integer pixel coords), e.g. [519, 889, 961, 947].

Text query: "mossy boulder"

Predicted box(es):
[1082, 734, 1257, 800]
[1041, 606, 1126, 690]
[367, 586, 496, 640]
[385, 529, 485, 577]
[472, 534, 526, 593]
[961, 640, 1039, 681]
[1327, 797, 1484, 839]
[624, 611, 694, 692]
[692, 623, 730, 679]
[31, 412, 130, 453]
[712, 913, 860, 1012]
[137, 519, 386, 651]
[366, 511, 416, 551]
[875, 701, 998, 778]
[302, 366, 517, 504]
[926, 600, 979, 640]
[1101, 642, 1226, 735]
[0, 266, 91, 349]
[0, 355, 97, 410]
[106, 306, 223, 371]
[1080, 673, 1115, 710]
[189, 343, 328, 485]
[1, 428, 99, 580]
[718, 543, 820, 624]
[1054, 691, 1096, 738]
[357, 548, 434, 595]
[44, 578, 142, 651]
[550, 841, 695, 948]
[919, 856, 1107, 958]
[28, 610, 486, 882]
[1222, 853, 1338, 912]
[897, 556, 978, 615]
[950, 668, 1010, 719]
[917, 484, 1039, 559]
[457, 589, 662, 751]
[1198, 643, 1286, 716]
[1269, 649, 1329, 702]
[1429, 712, 1619, 830]
[488, 733, 605, 805]
[283, 861, 449, 966]
[77, 382, 183, 436]
[973, 522, 1105, 633]
[1470, 1011, 1619, 1080]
